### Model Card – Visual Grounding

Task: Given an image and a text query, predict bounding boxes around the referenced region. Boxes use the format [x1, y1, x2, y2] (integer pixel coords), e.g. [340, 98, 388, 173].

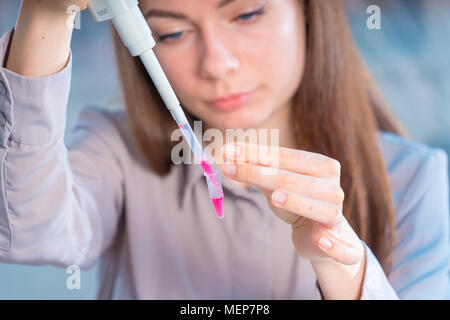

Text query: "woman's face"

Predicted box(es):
[141, 0, 306, 131]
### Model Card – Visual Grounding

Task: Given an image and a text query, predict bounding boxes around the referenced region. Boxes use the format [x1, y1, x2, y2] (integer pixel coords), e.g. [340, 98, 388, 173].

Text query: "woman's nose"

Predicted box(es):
[199, 32, 240, 80]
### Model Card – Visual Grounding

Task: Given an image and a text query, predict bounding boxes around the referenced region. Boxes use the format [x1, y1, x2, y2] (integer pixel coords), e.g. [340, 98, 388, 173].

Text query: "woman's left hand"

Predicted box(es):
[219, 142, 365, 267]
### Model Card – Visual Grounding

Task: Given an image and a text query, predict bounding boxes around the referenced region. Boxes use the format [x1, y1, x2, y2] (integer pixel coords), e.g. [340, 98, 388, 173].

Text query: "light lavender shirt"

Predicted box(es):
[0, 28, 449, 300]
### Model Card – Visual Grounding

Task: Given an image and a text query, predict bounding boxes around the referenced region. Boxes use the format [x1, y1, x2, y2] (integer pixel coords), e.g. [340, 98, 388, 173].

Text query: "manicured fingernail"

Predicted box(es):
[223, 144, 241, 158]
[319, 236, 333, 249]
[272, 190, 287, 204]
[223, 164, 237, 176]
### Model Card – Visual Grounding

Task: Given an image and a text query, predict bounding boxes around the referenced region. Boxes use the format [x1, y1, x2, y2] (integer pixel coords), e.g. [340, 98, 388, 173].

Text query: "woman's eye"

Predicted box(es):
[155, 4, 268, 43]
[157, 31, 184, 43]
[235, 5, 267, 22]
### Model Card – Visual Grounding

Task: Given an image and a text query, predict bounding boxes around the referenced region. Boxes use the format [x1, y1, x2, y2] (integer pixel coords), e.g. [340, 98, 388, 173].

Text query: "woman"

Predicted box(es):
[0, 0, 448, 299]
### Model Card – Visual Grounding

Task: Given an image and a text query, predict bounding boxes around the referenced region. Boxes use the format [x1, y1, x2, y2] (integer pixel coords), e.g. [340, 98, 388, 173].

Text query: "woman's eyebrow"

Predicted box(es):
[218, 0, 238, 9]
[144, 9, 187, 20]
[144, 0, 239, 20]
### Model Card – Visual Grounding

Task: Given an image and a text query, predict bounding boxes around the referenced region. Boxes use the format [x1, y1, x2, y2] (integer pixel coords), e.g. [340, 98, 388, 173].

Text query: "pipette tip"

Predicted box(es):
[211, 197, 224, 219]
[203, 168, 225, 219]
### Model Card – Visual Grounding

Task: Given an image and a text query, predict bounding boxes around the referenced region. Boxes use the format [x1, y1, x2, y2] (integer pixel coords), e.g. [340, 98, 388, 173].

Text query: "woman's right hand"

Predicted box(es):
[6, 0, 90, 77]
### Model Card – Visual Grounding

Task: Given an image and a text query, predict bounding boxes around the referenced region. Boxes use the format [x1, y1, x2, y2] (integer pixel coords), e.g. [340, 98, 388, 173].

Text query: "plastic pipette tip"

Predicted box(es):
[203, 171, 224, 219]
[211, 196, 224, 219]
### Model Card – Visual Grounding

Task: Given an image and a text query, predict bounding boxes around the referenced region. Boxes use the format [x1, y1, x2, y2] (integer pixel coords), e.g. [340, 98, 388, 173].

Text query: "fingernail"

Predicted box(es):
[319, 236, 333, 249]
[272, 190, 287, 204]
[223, 144, 241, 158]
[223, 164, 237, 176]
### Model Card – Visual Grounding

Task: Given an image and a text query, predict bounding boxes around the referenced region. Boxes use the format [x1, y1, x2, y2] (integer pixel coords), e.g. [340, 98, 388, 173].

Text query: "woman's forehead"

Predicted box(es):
[141, 0, 255, 10]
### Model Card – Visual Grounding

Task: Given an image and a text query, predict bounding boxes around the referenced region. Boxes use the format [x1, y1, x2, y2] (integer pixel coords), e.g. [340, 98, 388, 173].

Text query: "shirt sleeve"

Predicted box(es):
[0, 27, 125, 270]
[315, 147, 450, 300]
[314, 240, 399, 300]
[388, 148, 450, 299]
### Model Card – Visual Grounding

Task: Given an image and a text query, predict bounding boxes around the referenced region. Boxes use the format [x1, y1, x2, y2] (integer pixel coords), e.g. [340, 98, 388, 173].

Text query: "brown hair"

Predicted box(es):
[111, 0, 407, 274]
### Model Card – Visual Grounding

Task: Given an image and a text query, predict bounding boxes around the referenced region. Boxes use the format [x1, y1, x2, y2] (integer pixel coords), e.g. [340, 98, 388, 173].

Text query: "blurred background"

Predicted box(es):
[0, 0, 449, 299]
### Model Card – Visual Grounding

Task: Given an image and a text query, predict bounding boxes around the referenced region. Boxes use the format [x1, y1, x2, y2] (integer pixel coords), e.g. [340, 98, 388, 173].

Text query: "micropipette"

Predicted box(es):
[88, 0, 224, 219]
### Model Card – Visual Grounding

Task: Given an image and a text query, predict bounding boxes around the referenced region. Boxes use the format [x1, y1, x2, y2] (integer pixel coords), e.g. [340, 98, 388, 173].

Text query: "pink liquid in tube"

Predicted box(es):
[200, 160, 214, 175]
[178, 123, 224, 219]
[201, 160, 224, 219]
[211, 197, 224, 219]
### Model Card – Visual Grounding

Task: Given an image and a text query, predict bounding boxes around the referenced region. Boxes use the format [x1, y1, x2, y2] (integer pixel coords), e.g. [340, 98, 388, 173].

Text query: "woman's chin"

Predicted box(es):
[203, 111, 267, 131]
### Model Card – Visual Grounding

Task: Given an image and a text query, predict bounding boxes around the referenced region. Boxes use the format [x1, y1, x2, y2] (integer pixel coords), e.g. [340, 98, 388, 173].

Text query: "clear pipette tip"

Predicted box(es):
[203, 170, 224, 219]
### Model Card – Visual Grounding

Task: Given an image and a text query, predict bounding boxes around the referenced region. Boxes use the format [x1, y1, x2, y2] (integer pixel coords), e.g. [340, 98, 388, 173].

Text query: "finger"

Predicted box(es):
[271, 188, 344, 227]
[222, 142, 341, 180]
[316, 231, 364, 265]
[219, 162, 345, 206]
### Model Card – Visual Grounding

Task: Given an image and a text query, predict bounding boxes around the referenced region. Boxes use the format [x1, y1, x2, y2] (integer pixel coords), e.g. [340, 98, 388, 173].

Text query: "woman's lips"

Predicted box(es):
[208, 90, 255, 112]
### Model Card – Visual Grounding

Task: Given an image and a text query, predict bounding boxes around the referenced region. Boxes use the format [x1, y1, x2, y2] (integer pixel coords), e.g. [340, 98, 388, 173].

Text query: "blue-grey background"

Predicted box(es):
[0, 0, 449, 299]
